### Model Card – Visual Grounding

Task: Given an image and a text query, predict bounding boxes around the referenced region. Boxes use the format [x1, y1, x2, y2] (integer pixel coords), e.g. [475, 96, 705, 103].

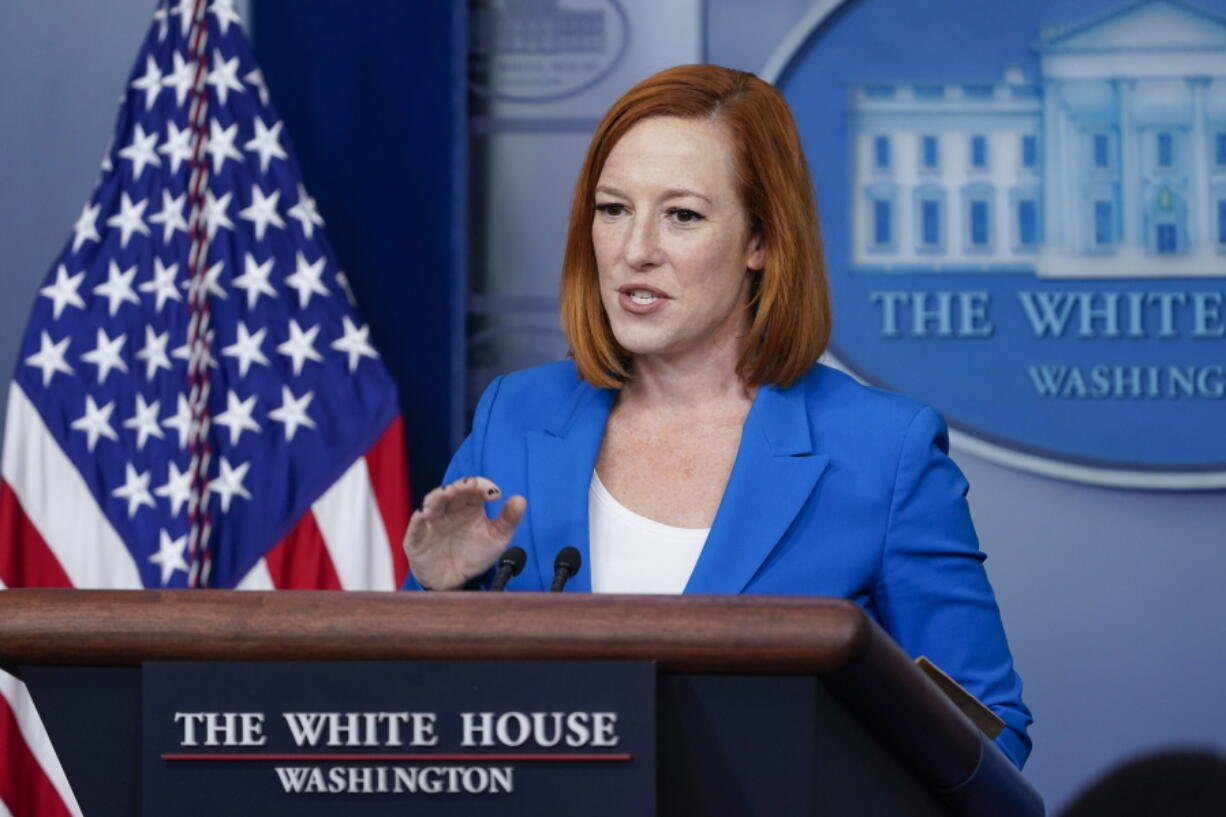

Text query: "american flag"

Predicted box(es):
[0, 1, 411, 813]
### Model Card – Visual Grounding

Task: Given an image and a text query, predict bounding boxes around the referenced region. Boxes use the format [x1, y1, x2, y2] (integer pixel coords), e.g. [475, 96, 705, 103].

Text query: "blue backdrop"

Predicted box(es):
[250, 1, 468, 497]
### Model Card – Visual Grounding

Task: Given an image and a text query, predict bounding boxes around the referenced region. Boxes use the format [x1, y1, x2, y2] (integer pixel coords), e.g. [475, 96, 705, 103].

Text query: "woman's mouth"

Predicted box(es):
[617, 286, 670, 315]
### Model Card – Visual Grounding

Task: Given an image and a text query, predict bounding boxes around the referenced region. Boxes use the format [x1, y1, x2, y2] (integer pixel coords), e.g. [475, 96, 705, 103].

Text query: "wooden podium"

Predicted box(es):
[0, 590, 1043, 816]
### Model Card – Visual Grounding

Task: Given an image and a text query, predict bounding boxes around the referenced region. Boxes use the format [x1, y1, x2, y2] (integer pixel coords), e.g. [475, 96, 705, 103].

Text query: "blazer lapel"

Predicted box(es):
[524, 382, 614, 592]
[684, 377, 830, 594]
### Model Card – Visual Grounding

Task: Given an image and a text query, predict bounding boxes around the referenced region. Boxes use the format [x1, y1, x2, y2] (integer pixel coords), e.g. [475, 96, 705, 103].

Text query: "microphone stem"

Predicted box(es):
[491, 564, 514, 591]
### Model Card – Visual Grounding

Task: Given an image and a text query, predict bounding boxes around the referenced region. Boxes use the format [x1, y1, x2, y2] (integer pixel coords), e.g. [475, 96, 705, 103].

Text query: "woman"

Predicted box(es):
[402, 65, 1032, 768]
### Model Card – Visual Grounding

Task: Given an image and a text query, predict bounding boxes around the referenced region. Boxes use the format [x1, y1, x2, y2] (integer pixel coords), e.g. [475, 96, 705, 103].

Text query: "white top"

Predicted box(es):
[588, 471, 709, 594]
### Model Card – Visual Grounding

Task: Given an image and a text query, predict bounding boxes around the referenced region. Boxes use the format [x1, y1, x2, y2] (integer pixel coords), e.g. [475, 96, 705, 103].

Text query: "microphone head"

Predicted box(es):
[553, 546, 581, 578]
[499, 546, 527, 577]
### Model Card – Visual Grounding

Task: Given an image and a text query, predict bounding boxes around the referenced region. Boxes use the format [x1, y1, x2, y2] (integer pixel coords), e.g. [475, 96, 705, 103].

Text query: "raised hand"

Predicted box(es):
[403, 477, 528, 590]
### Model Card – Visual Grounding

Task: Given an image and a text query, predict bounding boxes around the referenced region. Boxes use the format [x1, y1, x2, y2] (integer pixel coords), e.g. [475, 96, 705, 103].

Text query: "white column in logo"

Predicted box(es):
[1187, 76, 1212, 258]
[1117, 78, 1139, 249]
[1042, 79, 1064, 251]
[1060, 95, 1079, 253]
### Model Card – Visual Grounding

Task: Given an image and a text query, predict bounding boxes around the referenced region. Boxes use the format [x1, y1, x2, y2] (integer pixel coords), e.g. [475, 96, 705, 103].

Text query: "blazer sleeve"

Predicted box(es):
[400, 376, 506, 591]
[873, 406, 1034, 769]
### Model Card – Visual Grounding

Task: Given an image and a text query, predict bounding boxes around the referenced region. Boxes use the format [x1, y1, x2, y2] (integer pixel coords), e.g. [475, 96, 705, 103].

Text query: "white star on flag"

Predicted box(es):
[245, 67, 271, 106]
[155, 462, 193, 517]
[105, 193, 152, 248]
[24, 331, 74, 386]
[268, 386, 316, 441]
[331, 317, 379, 371]
[222, 322, 270, 377]
[287, 183, 324, 239]
[112, 463, 156, 517]
[148, 190, 187, 243]
[209, 0, 243, 34]
[150, 530, 189, 585]
[214, 390, 261, 445]
[135, 325, 173, 380]
[231, 253, 276, 308]
[209, 457, 252, 512]
[161, 51, 194, 107]
[140, 258, 183, 312]
[118, 123, 161, 179]
[206, 50, 245, 105]
[71, 395, 119, 452]
[123, 395, 165, 451]
[40, 265, 86, 320]
[159, 120, 194, 173]
[152, 3, 169, 41]
[276, 319, 323, 375]
[238, 185, 285, 241]
[285, 252, 329, 308]
[71, 202, 101, 251]
[202, 190, 235, 240]
[244, 117, 288, 173]
[80, 328, 129, 384]
[161, 394, 193, 449]
[93, 261, 142, 316]
[206, 119, 243, 172]
[169, 0, 194, 37]
[129, 55, 163, 111]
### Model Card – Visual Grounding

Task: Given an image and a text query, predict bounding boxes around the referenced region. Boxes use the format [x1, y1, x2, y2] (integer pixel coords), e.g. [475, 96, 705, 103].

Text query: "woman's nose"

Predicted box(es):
[624, 214, 664, 270]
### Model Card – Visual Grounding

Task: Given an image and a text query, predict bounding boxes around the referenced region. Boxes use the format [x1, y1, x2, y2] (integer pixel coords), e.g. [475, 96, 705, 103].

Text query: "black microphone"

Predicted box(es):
[550, 547, 582, 592]
[490, 546, 527, 591]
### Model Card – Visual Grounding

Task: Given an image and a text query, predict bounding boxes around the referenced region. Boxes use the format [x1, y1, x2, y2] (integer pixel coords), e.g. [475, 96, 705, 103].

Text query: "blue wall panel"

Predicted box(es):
[251, 2, 467, 500]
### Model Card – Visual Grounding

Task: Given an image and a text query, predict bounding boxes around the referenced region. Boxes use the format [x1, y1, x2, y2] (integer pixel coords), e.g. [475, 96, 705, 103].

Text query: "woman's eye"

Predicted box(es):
[666, 207, 705, 224]
[595, 202, 626, 216]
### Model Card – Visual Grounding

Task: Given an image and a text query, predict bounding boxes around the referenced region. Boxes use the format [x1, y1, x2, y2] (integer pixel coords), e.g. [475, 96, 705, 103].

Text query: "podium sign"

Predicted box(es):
[142, 661, 655, 816]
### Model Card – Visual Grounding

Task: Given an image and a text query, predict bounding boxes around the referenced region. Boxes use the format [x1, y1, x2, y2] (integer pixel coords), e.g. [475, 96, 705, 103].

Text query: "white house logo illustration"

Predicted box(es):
[848, 0, 1226, 278]
[469, 0, 629, 102]
[770, 0, 1226, 489]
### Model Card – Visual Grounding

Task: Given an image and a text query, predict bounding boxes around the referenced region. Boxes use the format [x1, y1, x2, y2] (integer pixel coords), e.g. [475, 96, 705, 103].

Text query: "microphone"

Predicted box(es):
[550, 547, 582, 592]
[490, 546, 527, 591]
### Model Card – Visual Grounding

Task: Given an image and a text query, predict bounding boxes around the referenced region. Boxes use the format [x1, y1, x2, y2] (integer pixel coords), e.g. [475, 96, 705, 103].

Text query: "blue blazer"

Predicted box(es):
[405, 360, 1032, 768]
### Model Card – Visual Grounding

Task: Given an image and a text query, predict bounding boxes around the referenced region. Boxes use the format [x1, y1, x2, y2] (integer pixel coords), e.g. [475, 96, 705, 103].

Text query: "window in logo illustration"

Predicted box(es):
[771, 0, 1226, 487]
[914, 184, 945, 254]
[970, 135, 989, 171]
[874, 135, 891, 170]
[921, 135, 940, 171]
[468, 0, 629, 102]
[1021, 135, 1038, 171]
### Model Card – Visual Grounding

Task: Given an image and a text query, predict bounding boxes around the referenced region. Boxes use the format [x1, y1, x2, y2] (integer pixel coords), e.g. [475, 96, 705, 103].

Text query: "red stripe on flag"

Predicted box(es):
[262, 509, 343, 590]
[0, 480, 72, 589]
[0, 694, 74, 817]
[364, 416, 411, 586]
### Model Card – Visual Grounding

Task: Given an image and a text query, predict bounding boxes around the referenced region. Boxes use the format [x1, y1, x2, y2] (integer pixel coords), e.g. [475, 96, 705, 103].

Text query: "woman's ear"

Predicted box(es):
[746, 232, 766, 272]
